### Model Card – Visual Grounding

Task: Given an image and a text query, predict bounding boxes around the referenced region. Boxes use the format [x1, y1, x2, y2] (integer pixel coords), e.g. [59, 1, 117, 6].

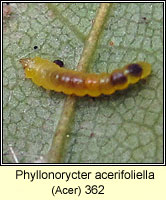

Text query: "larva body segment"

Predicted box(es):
[20, 57, 151, 97]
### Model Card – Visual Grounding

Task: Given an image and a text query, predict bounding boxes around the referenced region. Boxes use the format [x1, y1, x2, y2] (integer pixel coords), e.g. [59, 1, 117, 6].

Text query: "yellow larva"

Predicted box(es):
[20, 57, 151, 97]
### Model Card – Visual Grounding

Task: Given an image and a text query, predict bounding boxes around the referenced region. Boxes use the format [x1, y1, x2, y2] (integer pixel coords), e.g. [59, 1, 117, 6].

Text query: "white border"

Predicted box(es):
[1, 1, 165, 166]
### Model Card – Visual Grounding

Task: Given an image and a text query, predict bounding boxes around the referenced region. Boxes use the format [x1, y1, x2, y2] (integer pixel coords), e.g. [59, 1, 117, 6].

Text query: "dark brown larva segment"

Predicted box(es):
[110, 71, 127, 85]
[127, 64, 143, 77]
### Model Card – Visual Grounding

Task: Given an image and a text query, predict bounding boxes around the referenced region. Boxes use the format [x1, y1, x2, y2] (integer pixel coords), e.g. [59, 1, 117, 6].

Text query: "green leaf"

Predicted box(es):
[3, 3, 163, 163]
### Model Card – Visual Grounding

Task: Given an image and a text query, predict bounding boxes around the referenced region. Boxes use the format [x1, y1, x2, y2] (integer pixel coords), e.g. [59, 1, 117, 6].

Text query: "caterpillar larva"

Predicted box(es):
[20, 57, 151, 97]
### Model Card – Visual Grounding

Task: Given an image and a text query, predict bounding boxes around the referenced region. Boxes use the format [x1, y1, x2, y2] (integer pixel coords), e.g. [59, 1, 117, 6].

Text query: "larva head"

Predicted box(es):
[124, 62, 151, 84]
[19, 58, 37, 78]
